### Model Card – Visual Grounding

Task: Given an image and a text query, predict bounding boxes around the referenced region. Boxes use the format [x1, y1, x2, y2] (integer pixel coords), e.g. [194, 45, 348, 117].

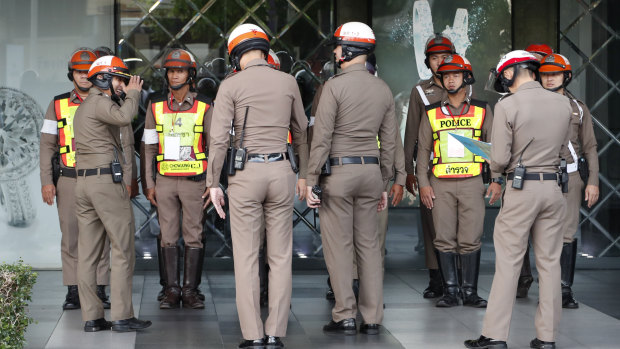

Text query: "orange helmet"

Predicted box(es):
[437, 54, 474, 93]
[163, 49, 197, 89]
[87, 55, 131, 91]
[330, 22, 376, 67]
[93, 46, 114, 58]
[539, 53, 572, 90]
[67, 48, 97, 81]
[227, 24, 270, 71]
[525, 44, 554, 60]
[424, 34, 456, 68]
[267, 49, 281, 70]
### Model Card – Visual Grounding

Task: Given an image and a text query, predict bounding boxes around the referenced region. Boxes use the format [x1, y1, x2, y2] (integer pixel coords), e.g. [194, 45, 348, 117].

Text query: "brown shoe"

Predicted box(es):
[182, 246, 205, 309]
[160, 246, 181, 309]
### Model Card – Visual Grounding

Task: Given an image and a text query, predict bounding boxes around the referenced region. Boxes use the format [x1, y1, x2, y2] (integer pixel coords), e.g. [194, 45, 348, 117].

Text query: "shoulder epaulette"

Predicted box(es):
[54, 92, 71, 101]
[498, 93, 513, 102]
[425, 101, 441, 111]
[470, 99, 487, 108]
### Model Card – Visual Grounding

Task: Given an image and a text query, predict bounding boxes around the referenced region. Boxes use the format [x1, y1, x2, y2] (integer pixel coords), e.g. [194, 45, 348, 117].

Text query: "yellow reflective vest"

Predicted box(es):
[426, 100, 486, 179]
[153, 95, 209, 177]
[54, 92, 80, 167]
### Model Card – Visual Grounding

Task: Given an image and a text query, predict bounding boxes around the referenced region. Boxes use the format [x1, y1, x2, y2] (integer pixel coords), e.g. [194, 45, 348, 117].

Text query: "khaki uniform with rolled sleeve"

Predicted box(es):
[74, 87, 140, 322]
[561, 92, 599, 243]
[481, 81, 571, 342]
[39, 90, 111, 287]
[143, 92, 212, 248]
[404, 78, 445, 269]
[416, 98, 495, 254]
[206, 58, 308, 340]
[307, 63, 396, 324]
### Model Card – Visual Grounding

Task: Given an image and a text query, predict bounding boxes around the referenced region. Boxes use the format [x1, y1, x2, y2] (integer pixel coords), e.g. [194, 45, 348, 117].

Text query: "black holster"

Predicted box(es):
[226, 147, 237, 176]
[52, 152, 60, 186]
[320, 160, 331, 176]
[287, 144, 299, 174]
[152, 155, 158, 183]
[578, 157, 589, 183]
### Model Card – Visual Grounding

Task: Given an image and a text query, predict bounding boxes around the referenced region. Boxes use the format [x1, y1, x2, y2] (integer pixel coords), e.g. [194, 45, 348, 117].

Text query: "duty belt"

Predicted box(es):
[507, 172, 558, 181]
[77, 168, 112, 176]
[329, 156, 379, 166]
[59, 168, 77, 178]
[247, 152, 289, 163]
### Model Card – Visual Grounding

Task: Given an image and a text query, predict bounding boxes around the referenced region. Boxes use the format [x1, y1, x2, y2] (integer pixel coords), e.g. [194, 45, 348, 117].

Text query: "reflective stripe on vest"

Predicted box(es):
[54, 97, 80, 167]
[153, 99, 209, 176]
[427, 104, 485, 179]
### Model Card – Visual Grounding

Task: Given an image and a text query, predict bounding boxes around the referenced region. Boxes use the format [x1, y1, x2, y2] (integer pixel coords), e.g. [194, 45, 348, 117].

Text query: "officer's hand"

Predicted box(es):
[306, 186, 320, 208]
[130, 179, 139, 198]
[210, 187, 226, 219]
[296, 179, 307, 201]
[389, 184, 404, 206]
[405, 174, 418, 196]
[202, 188, 212, 209]
[584, 185, 600, 208]
[419, 186, 435, 209]
[41, 184, 56, 206]
[124, 75, 143, 93]
[146, 188, 157, 207]
[377, 191, 388, 212]
[486, 182, 502, 205]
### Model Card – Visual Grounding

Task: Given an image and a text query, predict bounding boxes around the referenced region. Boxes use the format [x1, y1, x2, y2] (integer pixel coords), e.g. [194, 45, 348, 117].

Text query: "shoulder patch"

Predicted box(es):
[470, 99, 487, 108]
[54, 92, 71, 101]
[425, 101, 441, 111]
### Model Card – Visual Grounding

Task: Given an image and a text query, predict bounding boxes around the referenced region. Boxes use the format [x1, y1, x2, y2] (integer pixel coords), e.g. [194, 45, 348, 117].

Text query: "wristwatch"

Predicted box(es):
[491, 177, 505, 185]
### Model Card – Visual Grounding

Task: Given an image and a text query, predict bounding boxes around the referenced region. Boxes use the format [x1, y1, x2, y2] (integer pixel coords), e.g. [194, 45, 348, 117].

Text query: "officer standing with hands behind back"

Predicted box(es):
[74, 56, 151, 333]
[465, 50, 571, 349]
[306, 22, 396, 336]
[207, 24, 309, 349]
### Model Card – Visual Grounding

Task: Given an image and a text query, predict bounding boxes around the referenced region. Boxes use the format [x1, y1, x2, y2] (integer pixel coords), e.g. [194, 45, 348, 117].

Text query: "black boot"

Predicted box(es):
[436, 251, 460, 307]
[182, 247, 205, 309]
[196, 234, 207, 301]
[63, 285, 80, 310]
[323, 318, 356, 335]
[461, 250, 487, 308]
[561, 239, 579, 309]
[423, 269, 443, 298]
[97, 285, 110, 309]
[156, 238, 166, 302]
[160, 246, 181, 309]
[464, 335, 507, 348]
[259, 244, 269, 307]
[517, 244, 534, 298]
[325, 276, 335, 301]
[352, 279, 360, 303]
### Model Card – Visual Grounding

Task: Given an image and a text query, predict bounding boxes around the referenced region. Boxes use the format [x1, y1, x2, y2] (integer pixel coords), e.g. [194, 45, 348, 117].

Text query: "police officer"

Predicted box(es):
[465, 50, 571, 349]
[306, 22, 396, 336]
[143, 49, 212, 310]
[74, 56, 151, 332]
[403, 34, 456, 298]
[207, 24, 309, 349]
[39, 48, 111, 310]
[539, 53, 599, 308]
[417, 54, 500, 308]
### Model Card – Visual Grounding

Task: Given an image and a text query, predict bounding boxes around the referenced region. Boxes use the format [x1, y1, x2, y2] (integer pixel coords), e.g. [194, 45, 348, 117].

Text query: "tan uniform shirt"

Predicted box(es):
[74, 88, 140, 174]
[206, 58, 309, 187]
[307, 63, 397, 188]
[40, 90, 135, 186]
[393, 132, 407, 187]
[404, 78, 447, 175]
[562, 91, 599, 186]
[491, 81, 571, 175]
[416, 97, 495, 188]
[143, 91, 212, 189]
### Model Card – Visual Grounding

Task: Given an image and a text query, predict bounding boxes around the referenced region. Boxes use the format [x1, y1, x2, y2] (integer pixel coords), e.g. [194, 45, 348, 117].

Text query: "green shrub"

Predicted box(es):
[0, 260, 37, 349]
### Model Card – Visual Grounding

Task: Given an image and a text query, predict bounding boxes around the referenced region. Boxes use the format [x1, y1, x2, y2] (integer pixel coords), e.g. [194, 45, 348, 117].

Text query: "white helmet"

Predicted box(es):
[491, 50, 540, 92]
[227, 23, 270, 71]
[329, 22, 376, 67]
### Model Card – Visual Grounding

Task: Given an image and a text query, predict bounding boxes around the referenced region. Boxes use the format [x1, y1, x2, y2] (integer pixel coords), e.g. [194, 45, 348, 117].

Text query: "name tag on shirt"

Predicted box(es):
[164, 136, 181, 160]
[447, 133, 465, 158]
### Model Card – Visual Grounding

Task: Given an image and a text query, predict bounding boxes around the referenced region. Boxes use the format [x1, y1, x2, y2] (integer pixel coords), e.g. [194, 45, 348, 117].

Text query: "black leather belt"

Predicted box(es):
[507, 172, 558, 181]
[59, 168, 77, 178]
[77, 168, 112, 176]
[247, 153, 288, 163]
[330, 156, 379, 166]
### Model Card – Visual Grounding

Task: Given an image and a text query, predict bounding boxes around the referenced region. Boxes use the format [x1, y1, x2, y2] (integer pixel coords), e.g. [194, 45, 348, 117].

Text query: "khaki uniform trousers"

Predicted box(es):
[482, 179, 565, 342]
[155, 175, 205, 248]
[430, 175, 485, 254]
[57, 175, 110, 286]
[228, 160, 296, 340]
[320, 164, 384, 324]
[76, 174, 136, 322]
[563, 171, 584, 243]
[421, 203, 439, 269]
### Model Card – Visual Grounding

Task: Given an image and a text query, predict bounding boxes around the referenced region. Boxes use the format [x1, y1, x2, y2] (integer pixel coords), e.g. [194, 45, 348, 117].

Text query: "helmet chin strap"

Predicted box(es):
[74, 81, 90, 93]
[169, 81, 188, 90]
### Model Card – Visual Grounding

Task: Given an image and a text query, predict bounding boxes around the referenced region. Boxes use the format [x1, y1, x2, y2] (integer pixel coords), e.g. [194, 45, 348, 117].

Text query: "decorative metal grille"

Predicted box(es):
[560, 0, 620, 257]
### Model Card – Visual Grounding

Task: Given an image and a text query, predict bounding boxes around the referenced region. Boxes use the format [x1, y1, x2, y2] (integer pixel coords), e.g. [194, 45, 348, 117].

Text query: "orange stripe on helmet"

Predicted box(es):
[228, 31, 270, 53]
[338, 36, 376, 44]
